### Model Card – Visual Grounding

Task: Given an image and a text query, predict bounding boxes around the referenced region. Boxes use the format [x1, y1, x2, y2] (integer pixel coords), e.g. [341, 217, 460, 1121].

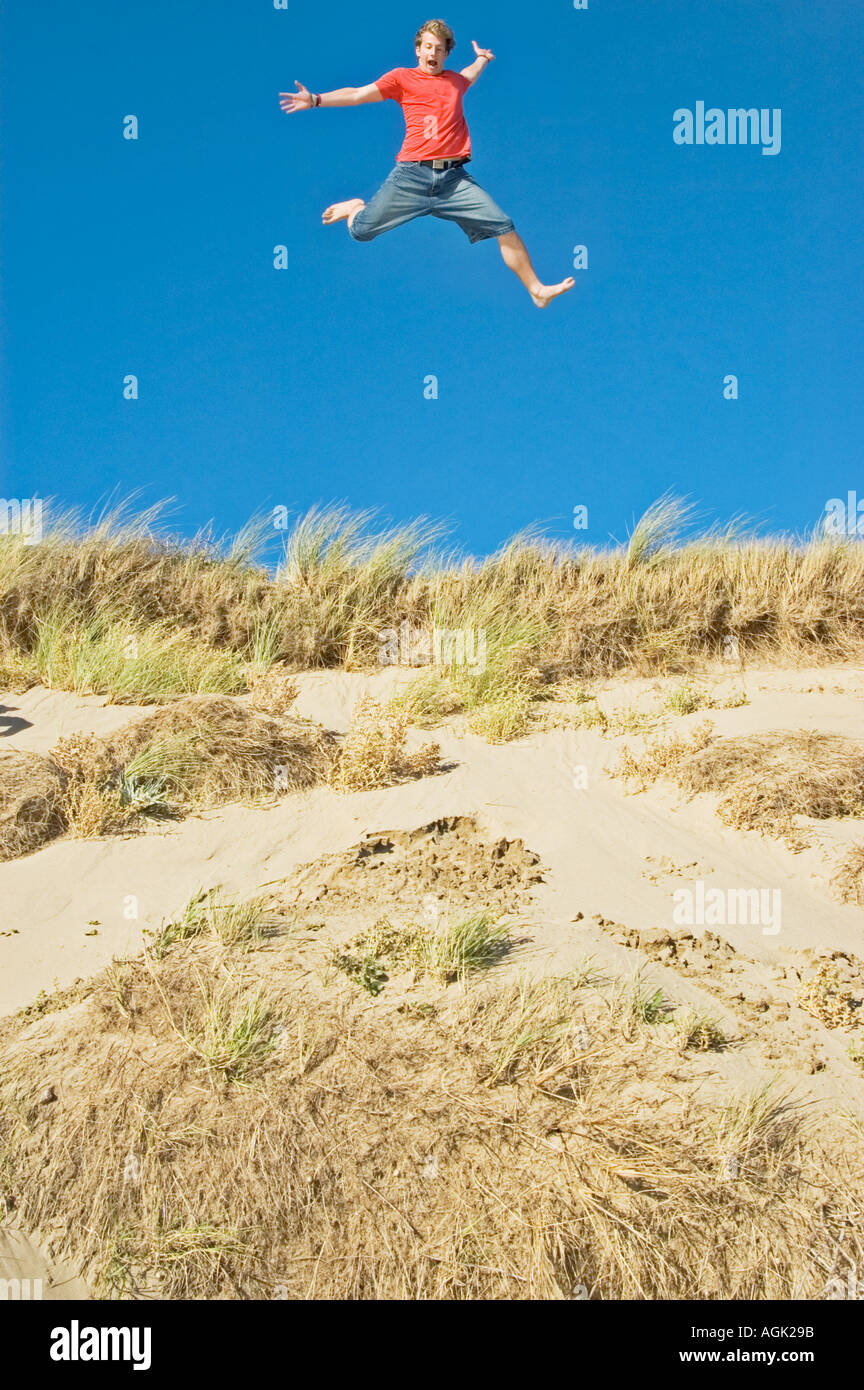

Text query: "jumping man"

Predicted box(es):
[279, 19, 575, 308]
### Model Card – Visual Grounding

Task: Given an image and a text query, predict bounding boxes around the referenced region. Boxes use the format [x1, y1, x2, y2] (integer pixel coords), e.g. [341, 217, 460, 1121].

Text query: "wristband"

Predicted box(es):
[313, 93, 322, 107]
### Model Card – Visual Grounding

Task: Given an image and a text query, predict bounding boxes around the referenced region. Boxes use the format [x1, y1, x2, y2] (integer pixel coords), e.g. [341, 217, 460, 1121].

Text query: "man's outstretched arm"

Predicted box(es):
[460, 40, 495, 86]
[279, 80, 383, 112]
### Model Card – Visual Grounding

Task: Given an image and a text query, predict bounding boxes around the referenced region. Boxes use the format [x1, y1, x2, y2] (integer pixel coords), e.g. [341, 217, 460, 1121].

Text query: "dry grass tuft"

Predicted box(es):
[613, 720, 716, 791]
[42, 698, 334, 844]
[832, 843, 864, 906]
[247, 664, 299, 717]
[676, 730, 864, 836]
[50, 733, 133, 838]
[106, 695, 334, 807]
[615, 726, 864, 841]
[330, 695, 440, 792]
[0, 749, 65, 860]
[2, 949, 864, 1300]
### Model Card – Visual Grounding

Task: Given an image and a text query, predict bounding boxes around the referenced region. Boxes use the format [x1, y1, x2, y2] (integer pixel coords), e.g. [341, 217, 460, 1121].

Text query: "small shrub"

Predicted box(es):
[247, 663, 299, 717]
[664, 680, 710, 716]
[50, 733, 128, 838]
[797, 962, 858, 1030]
[330, 696, 439, 792]
[613, 721, 716, 791]
[571, 700, 656, 738]
[331, 951, 389, 997]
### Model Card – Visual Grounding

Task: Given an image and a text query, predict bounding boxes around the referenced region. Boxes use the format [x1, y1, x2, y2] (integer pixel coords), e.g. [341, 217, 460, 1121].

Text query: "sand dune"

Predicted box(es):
[1, 665, 863, 1067]
[2, 661, 864, 1296]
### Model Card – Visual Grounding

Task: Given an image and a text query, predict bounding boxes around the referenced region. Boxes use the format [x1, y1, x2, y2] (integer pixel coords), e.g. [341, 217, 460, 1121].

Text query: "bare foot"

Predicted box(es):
[530, 277, 576, 309]
[322, 198, 365, 226]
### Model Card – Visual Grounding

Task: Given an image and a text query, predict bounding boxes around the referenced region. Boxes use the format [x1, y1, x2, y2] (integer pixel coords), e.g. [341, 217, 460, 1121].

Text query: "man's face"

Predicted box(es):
[416, 31, 447, 74]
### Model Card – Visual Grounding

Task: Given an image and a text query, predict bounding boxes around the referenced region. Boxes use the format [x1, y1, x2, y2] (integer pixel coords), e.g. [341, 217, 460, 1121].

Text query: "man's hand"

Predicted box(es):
[279, 81, 314, 113]
[461, 41, 495, 85]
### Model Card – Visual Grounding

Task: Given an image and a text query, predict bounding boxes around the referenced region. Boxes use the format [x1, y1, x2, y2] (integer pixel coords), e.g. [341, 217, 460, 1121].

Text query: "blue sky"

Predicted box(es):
[0, 0, 860, 558]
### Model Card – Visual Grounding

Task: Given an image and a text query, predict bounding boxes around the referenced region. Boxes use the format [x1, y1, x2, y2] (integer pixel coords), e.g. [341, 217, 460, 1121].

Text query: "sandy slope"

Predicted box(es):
[2, 661, 864, 1295]
[1, 663, 864, 1075]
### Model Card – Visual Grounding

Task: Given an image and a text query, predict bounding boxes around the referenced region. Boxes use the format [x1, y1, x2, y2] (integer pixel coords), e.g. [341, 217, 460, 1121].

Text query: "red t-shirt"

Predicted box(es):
[374, 67, 472, 161]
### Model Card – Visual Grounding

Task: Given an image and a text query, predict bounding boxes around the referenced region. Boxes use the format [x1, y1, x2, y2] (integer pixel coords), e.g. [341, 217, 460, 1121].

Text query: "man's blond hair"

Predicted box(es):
[415, 19, 455, 55]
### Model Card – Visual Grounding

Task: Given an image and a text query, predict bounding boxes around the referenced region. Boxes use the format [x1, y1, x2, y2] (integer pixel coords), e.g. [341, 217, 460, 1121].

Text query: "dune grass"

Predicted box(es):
[614, 725, 864, 840]
[182, 983, 277, 1083]
[3, 498, 864, 711]
[4, 941, 863, 1299]
[33, 698, 335, 847]
[31, 607, 247, 704]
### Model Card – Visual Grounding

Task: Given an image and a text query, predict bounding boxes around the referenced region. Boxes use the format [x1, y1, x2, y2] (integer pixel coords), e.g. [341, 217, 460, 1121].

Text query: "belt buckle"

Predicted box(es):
[432, 158, 446, 170]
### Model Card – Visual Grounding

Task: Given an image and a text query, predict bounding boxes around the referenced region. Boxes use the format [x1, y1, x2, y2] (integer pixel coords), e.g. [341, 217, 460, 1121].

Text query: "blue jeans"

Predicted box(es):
[349, 162, 516, 245]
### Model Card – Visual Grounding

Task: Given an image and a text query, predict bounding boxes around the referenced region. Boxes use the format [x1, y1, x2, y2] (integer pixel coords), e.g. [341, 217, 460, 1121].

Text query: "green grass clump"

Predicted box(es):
[664, 679, 749, 716]
[185, 987, 276, 1082]
[672, 1009, 730, 1053]
[32, 607, 246, 703]
[331, 912, 511, 994]
[426, 912, 511, 981]
[466, 689, 534, 743]
[389, 671, 464, 727]
[331, 951, 389, 997]
[149, 890, 278, 957]
[664, 679, 711, 716]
